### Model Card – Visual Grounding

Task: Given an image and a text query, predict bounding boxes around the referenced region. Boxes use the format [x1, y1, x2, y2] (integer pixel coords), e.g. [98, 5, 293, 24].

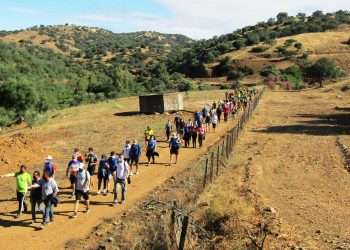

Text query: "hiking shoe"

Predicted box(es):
[96, 190, 101, 195]
[40, 223, 46, 229]
[136, 171, 139, 175]
[47, 220, 54, 225]
[120, 200, 125, 204]
[113, 200, 118, 206]
[85, 208, 90, 214]
[71, 212, 78, 218]
[14, 213, 22, 219]
[103, 190, 107, 195]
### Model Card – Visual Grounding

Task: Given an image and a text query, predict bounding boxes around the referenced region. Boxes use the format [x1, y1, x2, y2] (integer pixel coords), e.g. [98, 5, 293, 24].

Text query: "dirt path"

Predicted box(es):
[0, 100, 241, 249]
[235, 90, 350, 248]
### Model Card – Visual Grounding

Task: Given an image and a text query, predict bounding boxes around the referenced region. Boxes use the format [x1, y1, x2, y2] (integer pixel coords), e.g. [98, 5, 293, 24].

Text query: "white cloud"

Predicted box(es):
[8, 7, 43, 14]
[66, 0, 350, 39]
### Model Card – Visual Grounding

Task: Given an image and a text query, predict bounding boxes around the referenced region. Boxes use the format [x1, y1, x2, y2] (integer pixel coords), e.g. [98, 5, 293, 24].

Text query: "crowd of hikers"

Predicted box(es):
[0, 88, 257, 229]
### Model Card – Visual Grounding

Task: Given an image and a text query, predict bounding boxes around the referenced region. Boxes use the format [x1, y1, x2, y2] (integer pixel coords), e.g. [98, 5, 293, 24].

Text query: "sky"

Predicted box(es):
[0, 0, 349, 39]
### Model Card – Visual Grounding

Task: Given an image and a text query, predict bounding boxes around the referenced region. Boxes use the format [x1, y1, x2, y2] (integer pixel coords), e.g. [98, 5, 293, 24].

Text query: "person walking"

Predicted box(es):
[40, 170, 59, 229]
[29, 171, 44, 224]
[66, 155, 80, 197]
[43, 156, 57, 178]
[113, 155, 130, 206]
[122, 140, 131, 164]
[85, 147, 98, 177]
[183, 126, 191, 148]
[194, 110, 202, 126]
[144, 126, 154, 147]
[129, 140, 142, 175]
[0, 164, 32, 218]
[211, 113, 218, 132]
[191, 125, 198, 148]
[146, 136, 157, 165]
[198, 124, 206, 149]
[74, 148, 84, 163]
[72, 163, 91, 218]
[165, 120, 172, 141]
[97, 154, 109, 195]
[169, 133, 182, 165]
[217, 102, 223, 122]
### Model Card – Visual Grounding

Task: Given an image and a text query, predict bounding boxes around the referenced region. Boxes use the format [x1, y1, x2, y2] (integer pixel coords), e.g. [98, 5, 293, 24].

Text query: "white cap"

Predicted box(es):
[46, 156, 53, 161]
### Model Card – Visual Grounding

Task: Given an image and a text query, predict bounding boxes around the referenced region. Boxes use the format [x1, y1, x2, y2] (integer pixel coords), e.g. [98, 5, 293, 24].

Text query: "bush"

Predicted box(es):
[294, 42, 303, 49]
[178, 79, 193, 92]
[251, 46, 268, 53]
[260, 65, 281, 77]
[284, 39, 297, 46]
[232, 39, 246, 50]
[227, 70, 244, 81]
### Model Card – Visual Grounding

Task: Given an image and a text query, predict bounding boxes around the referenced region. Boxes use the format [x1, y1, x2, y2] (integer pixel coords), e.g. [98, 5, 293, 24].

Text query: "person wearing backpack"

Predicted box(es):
[113, 155, 130, 206]
[66, 155, 80, 197]
[146, 136, 157, 165]
[97, 154, 109, 195]
[0, 164, 32, 218]
[169, 133, 182, 165]
[40, 170, 59, 229]
[85, 147, 98, 189]
[71, 163, 91, 218]
[43, 156, 57, 178]
[129, 140, 142, 175]
[165, 120, 173, 141]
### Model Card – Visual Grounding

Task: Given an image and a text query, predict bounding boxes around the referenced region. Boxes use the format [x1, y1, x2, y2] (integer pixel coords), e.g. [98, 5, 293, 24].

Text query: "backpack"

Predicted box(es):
[108, 157, 119, 172]
[44, 162, 54, 176]
[171, 138, 180, 150]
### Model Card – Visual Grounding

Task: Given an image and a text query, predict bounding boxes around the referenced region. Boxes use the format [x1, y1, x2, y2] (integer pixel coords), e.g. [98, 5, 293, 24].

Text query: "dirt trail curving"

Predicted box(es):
[0, 91, 245, 249]
[235, 90, 350, 248]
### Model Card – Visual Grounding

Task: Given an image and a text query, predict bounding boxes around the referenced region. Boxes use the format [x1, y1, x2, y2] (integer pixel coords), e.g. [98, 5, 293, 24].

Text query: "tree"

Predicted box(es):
[232, 39, 246, 50]
[260, 65, 281, 77]
[227, 70, 244, 81]
[297, 12, 306, 21]
[277, 12, 289, 24]
[294, 42, 303, 50]
[302, 58, 340, 87]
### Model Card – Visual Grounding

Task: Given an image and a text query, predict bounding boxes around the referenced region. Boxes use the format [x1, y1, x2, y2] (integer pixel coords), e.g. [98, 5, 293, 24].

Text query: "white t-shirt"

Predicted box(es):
[76, 170, 91, 191]
[211, 114, 218, 124]
[123, 144, 131, 159]
[116, 161, 129, 180]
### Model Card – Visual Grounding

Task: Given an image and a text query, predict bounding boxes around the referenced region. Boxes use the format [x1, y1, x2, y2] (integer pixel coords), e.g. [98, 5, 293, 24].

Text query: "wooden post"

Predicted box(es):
[226, 134, 229, 158]
[179, 215, 189, 250]
[170, 200, 178, 250]
[210, 152, 214, 182]
[216, 146, 219, 176]
[222, 140, 224, 156]
[203, 158, 208, 189]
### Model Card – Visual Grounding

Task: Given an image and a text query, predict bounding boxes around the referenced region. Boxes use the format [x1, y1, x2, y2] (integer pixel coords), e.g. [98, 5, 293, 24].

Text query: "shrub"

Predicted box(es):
[227, 70, 244, 81]
[232, 39, 246, 50]
[260, 65, 281, 77]
[284, 39, 297, 46]
[251, 46, 268, 53]
[178, 79, 193, 92]
[294, 42, 303, 49]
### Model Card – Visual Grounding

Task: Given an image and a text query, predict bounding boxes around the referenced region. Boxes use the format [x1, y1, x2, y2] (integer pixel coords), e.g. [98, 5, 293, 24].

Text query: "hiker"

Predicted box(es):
[183, 126, 192, 148]
[0, 164, 32, 218]
[29, 171, 44, 224]
[223, 102, 230, 122]
[174, 115, 180, 131]
[40, 170, 59, 229]
[165, 120, 173, 141]
[191, 125, 198, 148]
[169, 133, 182, 165]
[144, 126, 154, 147]
[129, 140, 142, 175]
[187, 119, 194, 129]
[85, 147, 98, 176]
[146, 136, 157, 165]
[194, 110, 202, 126]
[205, 113, 211, 132]
[122, 140, 131, 164]
[178, 118, 186, 138]
[43, 156, 57, 178]
[66, 155, 80, 197]
[107, 151, 119, 180]
[74, 148, 84, 163]
[211, 113, 218, 132]
[217, 102, 222, 122]
[72, 163, 91, 218]
[113, 155, 130, 206]
[97, 154, 109, 195]
[198, 124, 205, 149]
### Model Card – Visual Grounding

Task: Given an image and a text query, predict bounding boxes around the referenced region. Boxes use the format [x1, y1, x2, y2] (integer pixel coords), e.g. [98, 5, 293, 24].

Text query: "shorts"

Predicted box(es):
[205, 117, 211, 124]
[70, 174, 77, 185]
[75, 189, 89, 201]
[212, 123, 217, 128]
[87, 166, 96, 176]
[130, 158, 139, 164]
[170, 148, 179, 155]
